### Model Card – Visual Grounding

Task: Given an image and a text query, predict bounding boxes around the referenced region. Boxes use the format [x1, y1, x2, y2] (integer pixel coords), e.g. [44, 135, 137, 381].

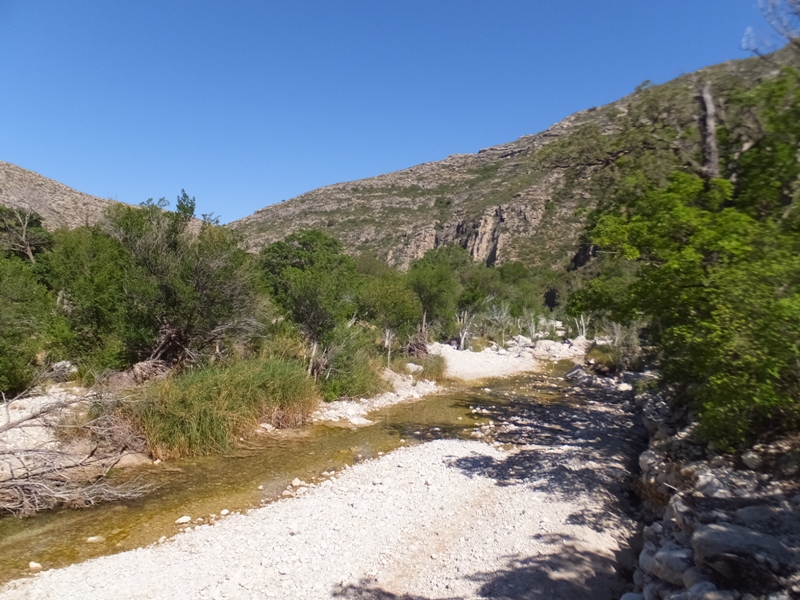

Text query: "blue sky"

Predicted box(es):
[0, 1, 775, 222]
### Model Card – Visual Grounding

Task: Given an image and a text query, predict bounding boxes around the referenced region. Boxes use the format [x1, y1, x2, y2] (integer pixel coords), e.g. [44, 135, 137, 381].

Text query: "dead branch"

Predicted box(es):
[0, 393, 95, 435]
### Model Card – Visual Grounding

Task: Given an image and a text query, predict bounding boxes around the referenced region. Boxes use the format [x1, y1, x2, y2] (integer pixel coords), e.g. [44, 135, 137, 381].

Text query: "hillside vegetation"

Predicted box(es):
[1, 47, 799, 458]
[230, 48, 800, 274]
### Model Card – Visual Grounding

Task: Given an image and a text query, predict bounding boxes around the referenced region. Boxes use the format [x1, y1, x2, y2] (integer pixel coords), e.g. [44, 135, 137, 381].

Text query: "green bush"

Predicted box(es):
[0, 256, 60, 394]
[577, 70, 800, 447]
[128, 357, 319, 459]
[416, 354, 447, 382]
[317, 326, 387, 401]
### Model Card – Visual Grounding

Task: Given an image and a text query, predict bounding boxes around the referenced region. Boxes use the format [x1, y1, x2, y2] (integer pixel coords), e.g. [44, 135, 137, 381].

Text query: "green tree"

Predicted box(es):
[0, 256, 59, 393]
[260, 230, 358, 342]
[101, 193, 256, 363]
[574, 69, 800, 447]
[38, 226, 154, 368]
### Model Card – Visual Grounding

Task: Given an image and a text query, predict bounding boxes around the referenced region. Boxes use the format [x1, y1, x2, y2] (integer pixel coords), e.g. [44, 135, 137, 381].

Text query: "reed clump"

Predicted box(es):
[127, 357, 319, 459]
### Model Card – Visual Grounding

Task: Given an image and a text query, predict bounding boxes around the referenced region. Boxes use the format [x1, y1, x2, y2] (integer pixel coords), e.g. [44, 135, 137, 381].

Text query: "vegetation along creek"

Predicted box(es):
[0, 367, 614, 584]
[2, 5, 800, 598]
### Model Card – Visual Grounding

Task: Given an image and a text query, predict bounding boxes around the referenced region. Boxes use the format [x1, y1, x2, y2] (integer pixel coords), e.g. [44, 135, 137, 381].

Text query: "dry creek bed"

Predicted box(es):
[0, 372, 647, 600]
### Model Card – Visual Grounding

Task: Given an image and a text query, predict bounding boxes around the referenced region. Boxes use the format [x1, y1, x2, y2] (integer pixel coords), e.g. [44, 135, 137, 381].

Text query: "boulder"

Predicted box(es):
[569, 335, 591, 353]
[512, 334, 532, 347]
[641, 546, 694, 586]
[692, 524, 791, 568]
[741, 450, 762, 470]
[565, 365, 591, 382]
[692, 523, 793, 591]
[686, 582, 717, 600]
[734, 506, 776, 529]
[47, 360, 77, 382]
[639, 450, 661, 473]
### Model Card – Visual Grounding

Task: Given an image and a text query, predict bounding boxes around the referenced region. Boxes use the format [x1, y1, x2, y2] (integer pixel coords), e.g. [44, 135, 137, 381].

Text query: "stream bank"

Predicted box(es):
[0, 358, 649, 599]
[618, 385, 800, 600]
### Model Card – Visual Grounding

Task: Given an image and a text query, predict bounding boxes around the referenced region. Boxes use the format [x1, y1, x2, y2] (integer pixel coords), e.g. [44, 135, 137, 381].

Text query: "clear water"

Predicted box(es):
[0, 366, 572, 584]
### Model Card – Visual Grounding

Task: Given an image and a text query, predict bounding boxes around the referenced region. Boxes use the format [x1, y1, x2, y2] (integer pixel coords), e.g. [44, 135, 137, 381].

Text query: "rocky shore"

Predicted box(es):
[1, 350, 648, 600]
[608, 379, 800, 600]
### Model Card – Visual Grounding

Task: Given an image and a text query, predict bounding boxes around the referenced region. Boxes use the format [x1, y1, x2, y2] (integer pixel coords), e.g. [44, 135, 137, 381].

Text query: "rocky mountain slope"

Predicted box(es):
[2, 49, 797, 269]
[0, 162, 123, 229]
[230, 48, 800, 270]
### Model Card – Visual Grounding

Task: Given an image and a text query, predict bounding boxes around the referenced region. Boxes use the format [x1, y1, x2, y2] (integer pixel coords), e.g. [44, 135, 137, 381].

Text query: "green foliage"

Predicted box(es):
[0, 256, 59, 394]
[317, 326, 388, 401]
[407, 261, 460, 332]
[575, 69, 800, 447]
[260, 230, 358, 342]
[38, 226, 153, 369]
[102, 196, 256, 363]
[357, 273, 422, 338]
[128, 357, 319, 459]
[416, 354, 447, 382]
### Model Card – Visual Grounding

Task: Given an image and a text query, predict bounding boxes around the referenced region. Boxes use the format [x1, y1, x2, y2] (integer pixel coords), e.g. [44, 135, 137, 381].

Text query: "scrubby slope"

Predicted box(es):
[230, 48, 800, 269]
[0, 162, 124, 229]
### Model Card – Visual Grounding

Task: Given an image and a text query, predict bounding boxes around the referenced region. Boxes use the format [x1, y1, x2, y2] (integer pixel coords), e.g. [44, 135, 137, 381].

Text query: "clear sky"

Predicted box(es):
[0, 1, 777, 222]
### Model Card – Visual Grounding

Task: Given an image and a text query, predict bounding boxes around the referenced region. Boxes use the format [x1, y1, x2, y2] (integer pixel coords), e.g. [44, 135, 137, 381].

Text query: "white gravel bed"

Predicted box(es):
[312, 370, 439, 426]
[429, 342, 540, 381]
[1, 439, 634, 600]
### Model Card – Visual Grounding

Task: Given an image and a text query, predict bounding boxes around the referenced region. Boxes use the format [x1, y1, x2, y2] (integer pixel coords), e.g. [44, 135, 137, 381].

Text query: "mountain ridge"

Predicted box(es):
[228, 47, 800, 269]
[0, 161, 126, 229]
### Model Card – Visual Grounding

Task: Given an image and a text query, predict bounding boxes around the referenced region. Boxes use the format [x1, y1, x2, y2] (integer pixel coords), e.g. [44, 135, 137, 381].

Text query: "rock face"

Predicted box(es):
[228, 50, 800, 269]
[0, 161, 125, 229]
[229, 125, 581, 269]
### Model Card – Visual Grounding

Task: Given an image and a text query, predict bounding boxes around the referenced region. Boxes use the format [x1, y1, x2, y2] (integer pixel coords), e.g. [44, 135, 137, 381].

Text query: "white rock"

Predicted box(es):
[220, 509, 229, 516]
[291, 478, 304, 487]
[259, 423, 276, 432]
[741, 450, 762, 470]
[28, 562, 42, 571]
[174, 516, 192, 524]
[405, 363, 423, 374]
[86, 536, 106, 544]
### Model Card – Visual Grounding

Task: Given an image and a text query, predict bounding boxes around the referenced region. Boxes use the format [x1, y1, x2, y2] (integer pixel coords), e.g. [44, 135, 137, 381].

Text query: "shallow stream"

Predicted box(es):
[0, 366, 572, 585]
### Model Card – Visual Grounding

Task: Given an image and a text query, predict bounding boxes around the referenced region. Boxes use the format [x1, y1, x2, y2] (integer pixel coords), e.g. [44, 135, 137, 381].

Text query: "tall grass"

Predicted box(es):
[127, 357, 319, 459]
[389, 353, 447, 382]
[417, 354, 447, 382]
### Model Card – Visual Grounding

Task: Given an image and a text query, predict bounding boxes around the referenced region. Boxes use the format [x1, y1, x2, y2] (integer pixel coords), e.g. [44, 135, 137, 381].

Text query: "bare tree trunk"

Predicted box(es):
[307, 341, 317, 376]
[384, 328, 395, 367]
[700, 81, 721, 179]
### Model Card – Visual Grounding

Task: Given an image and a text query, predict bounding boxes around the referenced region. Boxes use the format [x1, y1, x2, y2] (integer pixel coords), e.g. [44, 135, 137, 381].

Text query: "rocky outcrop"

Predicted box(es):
[622, 389, 800, 600]
[0, 161, 124, 229]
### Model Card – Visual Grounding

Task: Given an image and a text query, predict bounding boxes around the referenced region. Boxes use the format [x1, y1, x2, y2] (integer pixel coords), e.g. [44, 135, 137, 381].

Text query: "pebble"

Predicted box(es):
[174, 516, 191, 524]
[86, 536, 106, 544]
[220, 509, 229, 516]
[28, 562, 42, 571]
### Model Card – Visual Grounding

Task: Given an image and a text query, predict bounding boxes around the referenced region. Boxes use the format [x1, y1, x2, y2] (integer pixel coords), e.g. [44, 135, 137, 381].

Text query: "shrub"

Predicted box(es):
[127, 357, 319, 459]
[416, 354, 447, 382]
[316, 326, 387, 401]
[0, 256, 59, 394]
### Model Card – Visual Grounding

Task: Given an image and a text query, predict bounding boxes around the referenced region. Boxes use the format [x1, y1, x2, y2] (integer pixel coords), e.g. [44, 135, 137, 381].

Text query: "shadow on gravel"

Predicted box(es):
[471, 536, 630, 600]
[331, 380, 646, 600]
[450, 391, 647, 532]
[331, 536, 628, 599]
